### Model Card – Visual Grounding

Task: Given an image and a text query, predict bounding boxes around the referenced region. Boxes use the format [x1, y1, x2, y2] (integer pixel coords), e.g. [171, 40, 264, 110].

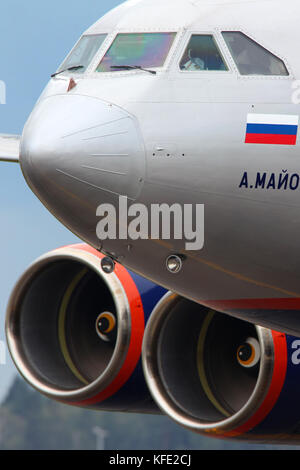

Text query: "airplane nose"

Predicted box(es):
[20, 94, 146, 245]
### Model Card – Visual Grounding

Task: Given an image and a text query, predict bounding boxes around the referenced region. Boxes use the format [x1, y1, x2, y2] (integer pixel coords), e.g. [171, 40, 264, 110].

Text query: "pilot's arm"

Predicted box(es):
[182, 49, 205, 70]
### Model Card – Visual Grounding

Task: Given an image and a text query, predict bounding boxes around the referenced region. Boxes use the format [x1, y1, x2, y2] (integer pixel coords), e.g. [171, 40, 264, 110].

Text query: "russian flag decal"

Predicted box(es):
[245, 114, 299, 145]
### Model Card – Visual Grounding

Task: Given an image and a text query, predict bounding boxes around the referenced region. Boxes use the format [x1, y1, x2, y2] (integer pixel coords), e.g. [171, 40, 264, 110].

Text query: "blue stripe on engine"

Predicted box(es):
[246, 123, 298, 135]
[248, 335, 300, 438]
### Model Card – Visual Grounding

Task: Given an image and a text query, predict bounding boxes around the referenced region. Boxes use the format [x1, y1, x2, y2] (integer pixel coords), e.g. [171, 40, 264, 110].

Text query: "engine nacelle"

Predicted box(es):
[6, 244, 166, 412]
[142, 292, 300, 443]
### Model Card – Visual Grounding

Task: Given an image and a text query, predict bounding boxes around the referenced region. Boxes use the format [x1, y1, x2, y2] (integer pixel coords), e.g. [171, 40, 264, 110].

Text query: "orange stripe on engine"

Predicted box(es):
[69, 244, 145, 406]
[221, 331, 287, 438]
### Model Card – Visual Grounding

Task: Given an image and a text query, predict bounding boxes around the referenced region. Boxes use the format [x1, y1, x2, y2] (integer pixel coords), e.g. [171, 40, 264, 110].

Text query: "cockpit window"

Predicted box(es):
[180, 35, 228, 71]
[96, 33, 176, 72]
[222, 32, 289, 76]
[58, 34, 107, 74]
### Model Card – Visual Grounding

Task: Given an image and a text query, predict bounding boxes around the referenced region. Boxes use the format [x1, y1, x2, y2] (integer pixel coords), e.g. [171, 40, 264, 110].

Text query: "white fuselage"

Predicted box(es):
[19, 0, 300, 334]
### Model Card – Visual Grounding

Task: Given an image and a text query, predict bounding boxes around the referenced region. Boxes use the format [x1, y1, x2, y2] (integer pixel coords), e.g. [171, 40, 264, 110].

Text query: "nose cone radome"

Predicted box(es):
[20, 95, 145, 245]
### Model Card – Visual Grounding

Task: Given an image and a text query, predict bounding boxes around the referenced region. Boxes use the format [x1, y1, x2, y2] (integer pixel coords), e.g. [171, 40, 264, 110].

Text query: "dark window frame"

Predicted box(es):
[221, 31, 289, 77]
[96, 32, 177, 73]
[178, 33, 229, 73]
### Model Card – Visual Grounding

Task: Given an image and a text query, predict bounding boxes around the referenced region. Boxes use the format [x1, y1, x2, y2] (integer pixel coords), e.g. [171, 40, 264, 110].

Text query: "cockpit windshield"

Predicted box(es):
[57, 34, 107, 74]
[96, 33, 176, 73]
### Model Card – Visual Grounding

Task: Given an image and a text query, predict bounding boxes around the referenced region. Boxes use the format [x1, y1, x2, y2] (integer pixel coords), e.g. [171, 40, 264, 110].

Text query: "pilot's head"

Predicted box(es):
[229, 35, 245, 55]
[188, 48, 196, 59]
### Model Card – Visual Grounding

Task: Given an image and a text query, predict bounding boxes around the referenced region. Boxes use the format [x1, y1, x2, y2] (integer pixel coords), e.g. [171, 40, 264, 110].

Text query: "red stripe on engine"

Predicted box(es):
[245, 133, 297, 145]
[69, 244, 145, 406]
[223, 331, 287, 438]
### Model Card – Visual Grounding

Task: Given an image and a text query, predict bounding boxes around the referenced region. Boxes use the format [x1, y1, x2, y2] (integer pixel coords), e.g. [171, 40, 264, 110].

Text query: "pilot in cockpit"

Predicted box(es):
[181, 42, 227, 71]
[227, 33, 270, 75]
[182, 48, 205, 70]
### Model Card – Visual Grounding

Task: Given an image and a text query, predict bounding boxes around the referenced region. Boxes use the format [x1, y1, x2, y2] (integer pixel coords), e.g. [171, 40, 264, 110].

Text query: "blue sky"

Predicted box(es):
[0, 0, 123, 400]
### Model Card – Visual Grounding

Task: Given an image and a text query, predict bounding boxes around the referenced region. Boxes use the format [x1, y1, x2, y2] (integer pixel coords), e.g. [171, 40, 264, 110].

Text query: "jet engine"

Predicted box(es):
[5, 244, 166, 412]
[7, 245, 300, 443]
[142, 292, 300, 443]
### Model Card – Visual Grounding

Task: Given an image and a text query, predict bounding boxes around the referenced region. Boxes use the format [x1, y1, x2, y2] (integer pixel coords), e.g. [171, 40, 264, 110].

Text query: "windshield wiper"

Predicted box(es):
[110, 65, 157, 75]
[51, 65, 84, 78]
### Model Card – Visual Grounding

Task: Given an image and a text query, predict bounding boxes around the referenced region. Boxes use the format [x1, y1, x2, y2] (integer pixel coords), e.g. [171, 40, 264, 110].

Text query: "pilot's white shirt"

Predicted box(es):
[183, 57, 205, 70]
